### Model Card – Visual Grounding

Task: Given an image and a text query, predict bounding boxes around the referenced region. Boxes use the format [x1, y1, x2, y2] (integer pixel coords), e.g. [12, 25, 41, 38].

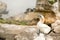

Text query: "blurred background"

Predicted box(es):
[0, 0, 36, 18]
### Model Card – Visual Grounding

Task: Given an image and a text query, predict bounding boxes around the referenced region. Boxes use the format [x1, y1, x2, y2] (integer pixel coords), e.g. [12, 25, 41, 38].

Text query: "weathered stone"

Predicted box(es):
[52, 2, 58, 14]
[52, 20, 60, 33]
[52, 2, 60, 20]
[36, 0, 52, 10]
[15, 27, 38, 40]
[24, 11, 56, 25]
[34, 33, 45, 40]
[48, 32, 60, 40]
[0, 24, 38, 40]
[24, 12, 39, 21]
[45, 35, 53, 40]
[24, 12, 40, 25]
[34, 33, 53, 40]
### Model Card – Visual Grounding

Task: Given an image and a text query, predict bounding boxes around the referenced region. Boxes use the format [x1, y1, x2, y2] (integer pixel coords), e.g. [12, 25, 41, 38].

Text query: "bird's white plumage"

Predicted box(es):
[37, 14, 51, 34]
[37, 21, 51, 34]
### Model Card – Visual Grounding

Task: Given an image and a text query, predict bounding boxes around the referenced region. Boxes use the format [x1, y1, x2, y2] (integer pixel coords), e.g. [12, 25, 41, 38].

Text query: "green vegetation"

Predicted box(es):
[48, 0, 57, 4]
[19, 21, 27, 25]
[0, 18, 27, 25]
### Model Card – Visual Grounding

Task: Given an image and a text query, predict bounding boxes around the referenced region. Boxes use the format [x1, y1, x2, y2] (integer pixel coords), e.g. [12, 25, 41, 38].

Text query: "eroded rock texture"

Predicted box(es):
[0, 23, 60, 40]
[0, 24, 54, 40]
[52, 20, 60, 33]
[0, 24, 38, 40]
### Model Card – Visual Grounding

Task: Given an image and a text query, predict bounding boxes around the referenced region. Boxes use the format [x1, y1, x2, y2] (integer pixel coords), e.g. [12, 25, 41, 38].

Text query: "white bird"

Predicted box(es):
[37, 14, 51, 34]
[34, 15, 52, 40]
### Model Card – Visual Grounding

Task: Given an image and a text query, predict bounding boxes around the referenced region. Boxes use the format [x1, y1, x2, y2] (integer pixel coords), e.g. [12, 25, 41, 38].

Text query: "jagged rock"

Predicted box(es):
[51, 20, 60, 33]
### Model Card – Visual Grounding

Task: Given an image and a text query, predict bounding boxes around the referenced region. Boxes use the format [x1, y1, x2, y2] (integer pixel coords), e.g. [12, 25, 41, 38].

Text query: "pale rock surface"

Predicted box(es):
[34, 33, 45, 40]
[52, 2, 60, 20]
[34, 33, 53, 40]
[0, 24, 53, 40]
[52, 20, 60, 33]
[52, 2, 58, 14]
[15, 27, 38, 40]
[46, 35, 53, 40]
[0, 24, 38, 40]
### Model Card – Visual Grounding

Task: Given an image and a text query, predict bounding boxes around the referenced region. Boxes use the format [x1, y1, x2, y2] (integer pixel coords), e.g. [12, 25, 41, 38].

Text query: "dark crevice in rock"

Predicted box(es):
[0, 37, 5, 40]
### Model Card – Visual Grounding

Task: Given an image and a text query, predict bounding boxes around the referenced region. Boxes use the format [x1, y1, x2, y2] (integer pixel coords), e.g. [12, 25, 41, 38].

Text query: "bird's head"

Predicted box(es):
[38, 14, 45, 23]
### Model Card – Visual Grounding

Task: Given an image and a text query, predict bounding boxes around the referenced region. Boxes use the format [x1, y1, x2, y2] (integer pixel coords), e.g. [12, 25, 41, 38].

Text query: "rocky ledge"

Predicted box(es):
[0, 24, 60, 40]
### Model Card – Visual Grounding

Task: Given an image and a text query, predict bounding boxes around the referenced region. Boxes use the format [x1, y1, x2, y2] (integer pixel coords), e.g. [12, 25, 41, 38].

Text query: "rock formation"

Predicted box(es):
[52, 2, 60, 20]
[51, 20, 60, 33]
[36, 0, 52, 10]
[0, 24, 54, 40]
[0, 24, 38, 40]
[0, 1, 7, 18]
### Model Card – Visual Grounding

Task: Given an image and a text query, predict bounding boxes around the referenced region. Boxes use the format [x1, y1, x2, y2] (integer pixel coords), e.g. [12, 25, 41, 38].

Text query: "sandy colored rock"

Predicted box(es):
[52, 2, 60, 20]
[24, 12, 39, 21]
[15, 27, 38, 40]
[25, 11, 56, 25]
[46, 35, 53, 40]
[52, 20, 60, 33]
[0, 24, 38, 40]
